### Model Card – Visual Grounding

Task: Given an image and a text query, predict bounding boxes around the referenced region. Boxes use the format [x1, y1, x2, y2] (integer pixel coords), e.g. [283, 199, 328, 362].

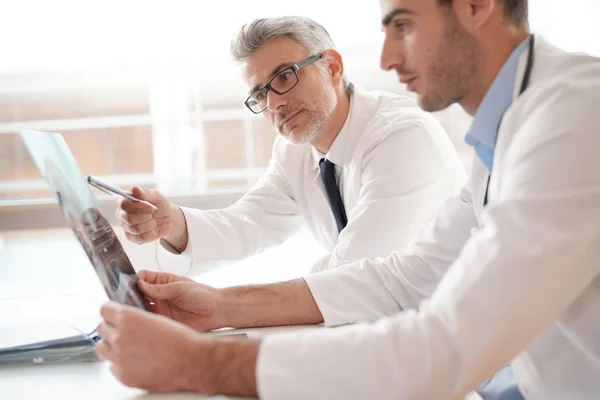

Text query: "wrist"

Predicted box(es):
[190, 337, 260, 397]
[164, 203, 189, 253]
[214, 287, 248, 329]
[186, 337, 219, 395]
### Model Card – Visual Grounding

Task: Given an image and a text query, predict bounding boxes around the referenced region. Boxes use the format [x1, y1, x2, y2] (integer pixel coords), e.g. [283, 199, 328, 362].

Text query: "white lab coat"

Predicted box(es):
[257, 36, 600, 399]
[159, 85, 466, 276]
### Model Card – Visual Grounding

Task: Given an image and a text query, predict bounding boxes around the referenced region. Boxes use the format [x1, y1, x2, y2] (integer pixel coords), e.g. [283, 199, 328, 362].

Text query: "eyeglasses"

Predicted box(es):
[244, 53, 323, 114]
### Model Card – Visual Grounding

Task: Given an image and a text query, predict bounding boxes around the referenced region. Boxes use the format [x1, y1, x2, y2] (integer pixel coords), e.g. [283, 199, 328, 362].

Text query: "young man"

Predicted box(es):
[97, 1, 600, 398]
[116, 16, 466, 275]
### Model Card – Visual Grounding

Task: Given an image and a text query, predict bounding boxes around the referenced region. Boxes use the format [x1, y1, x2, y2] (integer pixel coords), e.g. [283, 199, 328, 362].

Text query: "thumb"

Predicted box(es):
[131, 186, 163, 205]
[138, 269, 191, 285]
[138, 280, 183, 301]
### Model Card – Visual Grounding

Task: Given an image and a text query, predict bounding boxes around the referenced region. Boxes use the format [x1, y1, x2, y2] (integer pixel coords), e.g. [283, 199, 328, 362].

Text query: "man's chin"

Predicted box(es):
[416, 89, 457, 112]
[418, 95, 445, 113]
[280, 129, 311, 145]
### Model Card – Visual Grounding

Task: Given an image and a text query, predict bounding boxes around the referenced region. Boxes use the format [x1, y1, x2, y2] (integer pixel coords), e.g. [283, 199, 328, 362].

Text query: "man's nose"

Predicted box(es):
[265, 89, 287, 113]
[380, 36, 404, 72]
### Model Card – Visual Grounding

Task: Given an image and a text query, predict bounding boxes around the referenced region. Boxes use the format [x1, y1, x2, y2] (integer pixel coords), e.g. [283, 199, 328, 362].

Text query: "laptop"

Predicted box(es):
[0, 128, 152, 365]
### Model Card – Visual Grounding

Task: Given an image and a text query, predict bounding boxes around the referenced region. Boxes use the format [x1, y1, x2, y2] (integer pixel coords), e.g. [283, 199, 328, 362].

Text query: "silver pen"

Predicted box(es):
[87, 176, 158, 211]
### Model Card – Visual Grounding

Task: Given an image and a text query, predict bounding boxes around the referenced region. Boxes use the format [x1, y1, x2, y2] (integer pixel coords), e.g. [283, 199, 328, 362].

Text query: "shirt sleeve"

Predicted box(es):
[309, 116, 467, 274]
[305, 182, 477, 326]
[257, 79, 600, 399]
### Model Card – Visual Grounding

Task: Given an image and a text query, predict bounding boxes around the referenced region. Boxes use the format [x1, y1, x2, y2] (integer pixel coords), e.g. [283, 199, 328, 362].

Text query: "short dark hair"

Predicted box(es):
[438, 0, 528, 25]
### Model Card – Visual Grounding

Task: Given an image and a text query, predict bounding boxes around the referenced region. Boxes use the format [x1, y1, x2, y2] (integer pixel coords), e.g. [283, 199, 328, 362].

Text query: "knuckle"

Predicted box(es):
[125, 231, 143, 243]
[140, 230, 157, 242]
[96, 323, 106, 338]
[119, 309, 136, 327]
[113, 332, 124, 348]
[125, 213, 139, 224]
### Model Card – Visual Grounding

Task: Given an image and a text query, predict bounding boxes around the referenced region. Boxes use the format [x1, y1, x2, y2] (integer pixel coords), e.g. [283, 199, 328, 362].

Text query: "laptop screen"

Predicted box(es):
[19, 128, 151, 312]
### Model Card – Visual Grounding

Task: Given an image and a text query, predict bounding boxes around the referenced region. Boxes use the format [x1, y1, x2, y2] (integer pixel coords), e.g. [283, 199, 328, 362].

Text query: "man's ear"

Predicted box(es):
[323, 49, 345, 86]
[452, 0, 496, 33]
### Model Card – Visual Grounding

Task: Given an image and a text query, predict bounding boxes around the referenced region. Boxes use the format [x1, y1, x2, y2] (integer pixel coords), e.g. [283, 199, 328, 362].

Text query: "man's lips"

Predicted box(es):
[281, 110, 302, 126]
[399, 76, 417, 91]
[398, 74, 416, 84]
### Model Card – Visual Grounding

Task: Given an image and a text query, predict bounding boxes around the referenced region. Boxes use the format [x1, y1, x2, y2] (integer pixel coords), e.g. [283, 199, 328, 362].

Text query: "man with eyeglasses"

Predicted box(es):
[117, 16, 466, 278]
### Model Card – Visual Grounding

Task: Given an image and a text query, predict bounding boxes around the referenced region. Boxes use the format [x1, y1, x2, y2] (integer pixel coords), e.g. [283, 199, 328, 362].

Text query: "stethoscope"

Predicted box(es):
[483, 34, 535, 207]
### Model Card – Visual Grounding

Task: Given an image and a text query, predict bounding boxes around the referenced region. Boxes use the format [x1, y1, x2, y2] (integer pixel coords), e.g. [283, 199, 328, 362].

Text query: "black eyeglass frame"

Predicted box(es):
[244, 53, 324, 114]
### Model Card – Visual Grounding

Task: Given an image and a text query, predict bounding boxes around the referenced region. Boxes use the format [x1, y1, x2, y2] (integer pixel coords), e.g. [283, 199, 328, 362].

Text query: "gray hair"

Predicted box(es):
[231, 16, 352, 94]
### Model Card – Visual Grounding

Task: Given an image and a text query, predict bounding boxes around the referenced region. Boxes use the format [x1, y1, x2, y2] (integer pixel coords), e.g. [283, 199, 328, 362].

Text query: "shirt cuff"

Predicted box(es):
[303, 272, 353, 327]
[256, 325, 382, 400]
[256, 329, 327, 400]
[158, 237, 192, 256]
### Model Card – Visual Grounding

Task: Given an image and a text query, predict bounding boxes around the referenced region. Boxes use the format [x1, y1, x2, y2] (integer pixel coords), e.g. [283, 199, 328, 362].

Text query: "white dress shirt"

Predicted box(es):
[159, 85, 467, 276]
[256, 36, 600, 399]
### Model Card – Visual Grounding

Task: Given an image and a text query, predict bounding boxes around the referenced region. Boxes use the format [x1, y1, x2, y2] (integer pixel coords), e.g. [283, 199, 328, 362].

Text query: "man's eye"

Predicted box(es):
[277, 71, 293, 82]
[255, 91, 266, 101]
[395, 22, 407, 33]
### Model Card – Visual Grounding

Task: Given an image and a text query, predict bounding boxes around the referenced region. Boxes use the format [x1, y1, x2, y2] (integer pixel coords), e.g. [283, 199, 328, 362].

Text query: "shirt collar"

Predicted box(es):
[311, 87, 358, 169]
[465, 36, 531, 150]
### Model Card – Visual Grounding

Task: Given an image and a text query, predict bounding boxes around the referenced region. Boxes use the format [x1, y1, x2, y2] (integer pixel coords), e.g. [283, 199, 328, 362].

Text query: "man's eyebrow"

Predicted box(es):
[248, 62, 296, 94]
[381, 8, 415, 27]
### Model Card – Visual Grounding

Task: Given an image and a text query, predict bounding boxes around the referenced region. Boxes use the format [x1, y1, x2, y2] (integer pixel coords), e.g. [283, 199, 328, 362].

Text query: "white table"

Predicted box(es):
[0, 230, 482, 399]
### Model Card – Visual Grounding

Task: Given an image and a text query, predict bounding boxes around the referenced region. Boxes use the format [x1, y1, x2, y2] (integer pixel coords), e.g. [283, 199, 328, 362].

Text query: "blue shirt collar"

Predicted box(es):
[465, 37, 531, 162]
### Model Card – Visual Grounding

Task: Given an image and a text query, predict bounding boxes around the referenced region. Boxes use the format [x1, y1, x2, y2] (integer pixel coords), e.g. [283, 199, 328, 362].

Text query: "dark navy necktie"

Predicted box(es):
[319, 158, 348, 232]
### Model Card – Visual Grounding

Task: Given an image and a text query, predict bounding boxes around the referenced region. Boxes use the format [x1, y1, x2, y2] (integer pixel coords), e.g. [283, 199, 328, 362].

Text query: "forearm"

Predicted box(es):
[217, 279, 323, 329]
[163, 204, 189, 253]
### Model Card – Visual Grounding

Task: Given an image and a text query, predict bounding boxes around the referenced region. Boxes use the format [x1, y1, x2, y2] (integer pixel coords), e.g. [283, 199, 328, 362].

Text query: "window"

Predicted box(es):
[0, 1, 397, 215]
[0, 68, 276, 201]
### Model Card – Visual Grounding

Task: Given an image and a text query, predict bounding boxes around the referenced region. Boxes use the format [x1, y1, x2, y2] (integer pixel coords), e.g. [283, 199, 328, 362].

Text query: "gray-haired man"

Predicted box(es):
[116, 16, 466, 277]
